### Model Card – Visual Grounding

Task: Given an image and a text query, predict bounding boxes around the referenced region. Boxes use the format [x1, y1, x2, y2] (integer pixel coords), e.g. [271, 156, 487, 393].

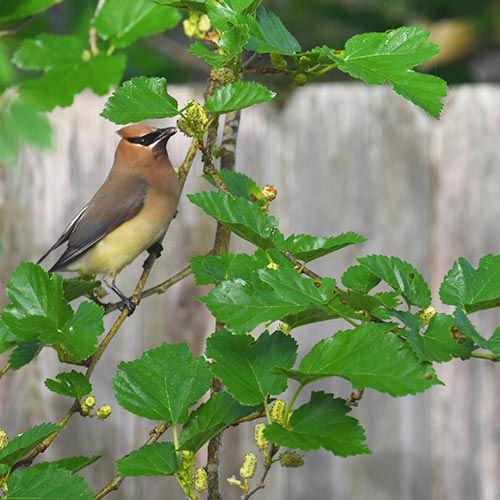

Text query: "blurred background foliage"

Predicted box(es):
[1, 0, 499, 86]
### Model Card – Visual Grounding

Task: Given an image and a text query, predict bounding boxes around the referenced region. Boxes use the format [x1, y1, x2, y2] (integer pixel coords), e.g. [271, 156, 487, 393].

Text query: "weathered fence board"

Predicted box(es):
[1, 83, 500, 500]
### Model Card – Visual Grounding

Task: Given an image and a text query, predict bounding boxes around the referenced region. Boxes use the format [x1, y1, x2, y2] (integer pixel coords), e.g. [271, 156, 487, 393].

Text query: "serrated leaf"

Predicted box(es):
[320, 27, 447, 116]
[205, 330, 297, 405]
[199, 254, 338, 333]
[188, 191, 280, 250]
[358, 255, 431, 308]
[439, 254, 500, 313]
[281, 301, 347, 330]
[219, 24, 249, 55]
[14, 35, 125, 111]
[44, 455, 101, 474]
[181, 392, 259, 451]
[191, 253, 264, 285]
[2, 263, 72, 331]
[406, 312, 473, 362]
[0, 319, 16, 354]
[8, 342, 42, 369]
[113, 343, 212, 423]
[265, 391, 369, 456]
[0, 423, 61, 466]
[59, 302, 104, 360]
[44, 370, 92, 399]
[245, 6, 300, 55]
[453, 308, 489, 350]
[282, 232, 366, 263]
[280, 323, 440, 396]
[7, 463, 93, 500]
[337, 290, 385, 314]
[205, 81, 275, 113]
[62, 278, 100, 302]
[116, 442, 178, 476]
[188, 42, 232, 68]
[94, 0, 181, 48]
[342, 264, 381, 293]
[101, 76, 179, 124]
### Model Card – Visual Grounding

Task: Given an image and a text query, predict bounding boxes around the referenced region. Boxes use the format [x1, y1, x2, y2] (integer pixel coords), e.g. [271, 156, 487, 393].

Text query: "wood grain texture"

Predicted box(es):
[1, 84, 499, 500]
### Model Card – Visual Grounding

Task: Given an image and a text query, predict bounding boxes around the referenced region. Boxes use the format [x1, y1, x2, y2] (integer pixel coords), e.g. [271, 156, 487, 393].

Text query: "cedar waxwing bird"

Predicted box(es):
[38, 124, 179, 314]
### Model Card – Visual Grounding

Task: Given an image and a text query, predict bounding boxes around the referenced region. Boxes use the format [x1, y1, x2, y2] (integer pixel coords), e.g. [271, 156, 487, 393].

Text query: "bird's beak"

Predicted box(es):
[157, 127, 177, 140]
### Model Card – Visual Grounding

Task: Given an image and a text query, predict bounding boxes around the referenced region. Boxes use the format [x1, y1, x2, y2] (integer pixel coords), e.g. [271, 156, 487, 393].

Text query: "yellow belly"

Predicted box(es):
[71, 214, 168, 281]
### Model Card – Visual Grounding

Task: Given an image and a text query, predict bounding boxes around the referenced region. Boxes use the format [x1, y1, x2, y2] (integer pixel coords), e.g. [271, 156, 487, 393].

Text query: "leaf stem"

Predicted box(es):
[284, 383, 304, 425]
[0, 362, 10, 380]
[471, 352, 500, 362]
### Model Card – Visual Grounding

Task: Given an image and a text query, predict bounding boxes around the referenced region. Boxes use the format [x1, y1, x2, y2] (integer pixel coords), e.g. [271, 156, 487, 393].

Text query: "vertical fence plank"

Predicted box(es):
[1, 84, 500, 500]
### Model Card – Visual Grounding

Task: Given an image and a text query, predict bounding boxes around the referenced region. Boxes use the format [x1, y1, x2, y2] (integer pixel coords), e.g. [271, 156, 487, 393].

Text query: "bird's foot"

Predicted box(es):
[119, 297, 136, 316]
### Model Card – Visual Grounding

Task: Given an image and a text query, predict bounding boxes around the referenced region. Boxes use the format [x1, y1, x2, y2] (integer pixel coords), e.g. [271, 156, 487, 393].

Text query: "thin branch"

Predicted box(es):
[177, 138, 199, 192]
[93, 422, 170, 500]
[0, 362, 10, 380]
[346, 389, 364, 407]
[241, 447, 278, 500]
[471, 352, 500, 362]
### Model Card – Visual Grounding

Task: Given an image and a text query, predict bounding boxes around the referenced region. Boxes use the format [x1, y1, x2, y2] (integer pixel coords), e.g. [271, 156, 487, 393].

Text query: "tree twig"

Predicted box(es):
[241, 447, 278, 500]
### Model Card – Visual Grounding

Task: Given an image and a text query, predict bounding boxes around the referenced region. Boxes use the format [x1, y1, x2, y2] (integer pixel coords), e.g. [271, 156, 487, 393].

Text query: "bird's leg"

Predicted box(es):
[147, 242, 163, 258]
[109, 280, 136, 315]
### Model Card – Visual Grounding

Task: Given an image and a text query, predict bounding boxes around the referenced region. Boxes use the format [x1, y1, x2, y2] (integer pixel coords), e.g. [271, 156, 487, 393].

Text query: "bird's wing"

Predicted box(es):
[38, 204, 89, 264]
[48, 176, 148, 271]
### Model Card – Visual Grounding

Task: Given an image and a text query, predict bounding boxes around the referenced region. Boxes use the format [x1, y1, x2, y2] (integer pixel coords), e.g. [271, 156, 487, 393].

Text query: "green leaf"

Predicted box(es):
[341, 264, 381, 293]
[219, 24, 250, 56]
[205, 330, 297, 405]
[203, 170, 263, 201]
[357, 255, 431, 308]
[9, 342, 42, 369]
[0, 319, 16, 354]
[2, 263, 72, 331]
[14, 35, 126, 111]
[410, 313, 473, 362]
[191, 253, 267, 285]
[282, 232, 367, 263]
[59, 302, 104, 361]
[453, 308, 489, 350]
[205, 0, 242, 30]
[199, 254, 338, 333]
[188, 42, 232, 69]
[265, 391, 369, 456]
[44, 456, 101, 474]
[337, 290, 386, 314]
[245, 7, 301, 55]
[188, 191, 281, 250]
[0, 0, 60, 28]
[181, 392, 259, 451]
[101, 76, 179, 124]
[439, 255, 500, 313]
[320, 27, 447, 116]
[0, 423, 61, 466]
[62, 278, 100, 302]
[7, 463, 93, 500]
[44, 370, 92, 399]
[113, 343, 212, 423]
[487, 327, 500, 355]
[116, 442, 178, 476]
[149, 0, 207, 11]
[280, 323, 440, 396]
[94, 0, 181, 48]
[205, 81, 275, 113]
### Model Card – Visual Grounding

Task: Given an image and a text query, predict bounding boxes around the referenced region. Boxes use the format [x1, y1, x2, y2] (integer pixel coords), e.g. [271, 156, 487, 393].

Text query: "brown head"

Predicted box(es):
[114, 124, 178, 168]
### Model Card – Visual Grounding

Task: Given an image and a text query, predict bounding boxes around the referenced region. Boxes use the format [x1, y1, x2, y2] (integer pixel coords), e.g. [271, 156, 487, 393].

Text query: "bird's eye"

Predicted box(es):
[126, 131, 162, 146]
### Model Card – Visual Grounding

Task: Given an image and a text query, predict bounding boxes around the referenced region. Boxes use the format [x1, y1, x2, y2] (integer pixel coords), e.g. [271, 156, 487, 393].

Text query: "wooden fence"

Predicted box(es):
[1, 83, 500, 500]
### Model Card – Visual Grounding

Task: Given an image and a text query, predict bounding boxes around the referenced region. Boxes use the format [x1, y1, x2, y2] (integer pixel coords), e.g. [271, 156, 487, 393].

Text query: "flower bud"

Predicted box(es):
[293, 72, 307, 87]
[254, 423, 269, 451]
[210, 67, 236, 85]
[270, 53, 287, 71]
[198, 14, 211, 33]
[0, 429, 8, 451]
[262, 184, 277, 202]
[271, 399, 286, 425]
[240, 453, 257, 479]
[195, 467, 208, 491]
[227, 475, 242, 487]
[277, 323, 291, 335]
[279, 451, 305, 468]
[419, 306, 437, 325]
[266, 262, 279, 271]
[96, 404, 112, 420]
[83, 396, 96, 409]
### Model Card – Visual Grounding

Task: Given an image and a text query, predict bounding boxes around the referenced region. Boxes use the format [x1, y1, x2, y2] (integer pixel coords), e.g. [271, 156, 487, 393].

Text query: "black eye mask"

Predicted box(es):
[126, 130, 163, 146]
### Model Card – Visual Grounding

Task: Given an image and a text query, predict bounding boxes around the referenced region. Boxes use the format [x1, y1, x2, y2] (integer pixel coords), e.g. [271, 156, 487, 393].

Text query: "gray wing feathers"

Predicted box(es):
[40, 176, 149, 272]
